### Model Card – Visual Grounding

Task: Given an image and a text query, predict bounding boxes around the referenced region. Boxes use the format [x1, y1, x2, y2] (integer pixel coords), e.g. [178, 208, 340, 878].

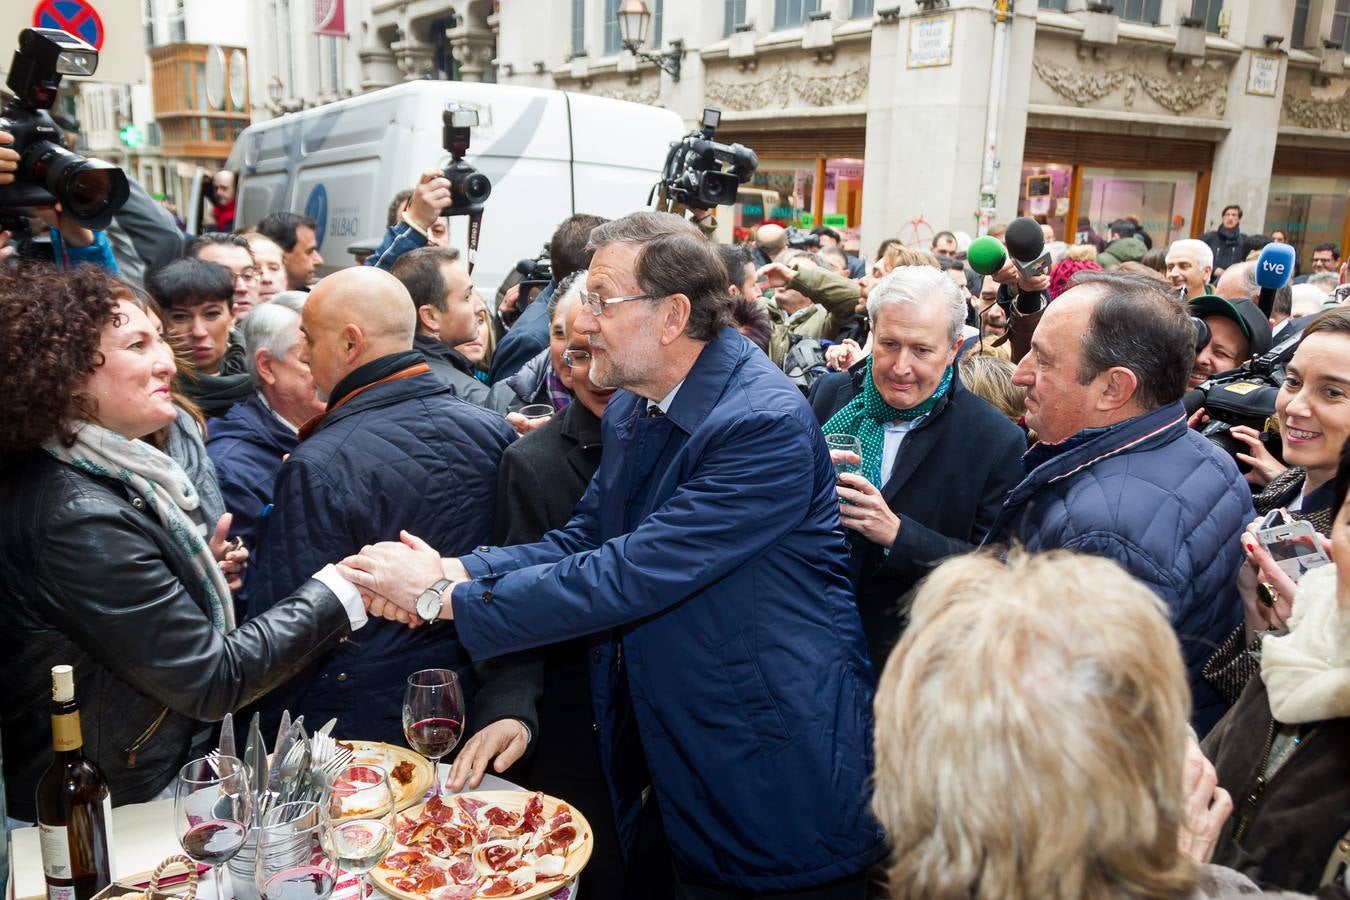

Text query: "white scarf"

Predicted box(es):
[44, 421, 236, 632]
[1261, 563, 1350, 724]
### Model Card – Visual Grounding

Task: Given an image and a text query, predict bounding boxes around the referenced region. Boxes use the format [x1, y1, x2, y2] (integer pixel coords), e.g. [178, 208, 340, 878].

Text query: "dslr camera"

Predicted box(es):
[515, 244, 552, 292]
[657, 108, 758, 209]
[441, 103, 491, 216]
[1183, 325, 1302, 466]
[0, 28, 129, 231]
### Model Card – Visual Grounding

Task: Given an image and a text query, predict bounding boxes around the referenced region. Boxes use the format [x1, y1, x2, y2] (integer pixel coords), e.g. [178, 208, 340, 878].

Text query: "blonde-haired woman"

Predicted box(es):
[873, 551, 1248, 900]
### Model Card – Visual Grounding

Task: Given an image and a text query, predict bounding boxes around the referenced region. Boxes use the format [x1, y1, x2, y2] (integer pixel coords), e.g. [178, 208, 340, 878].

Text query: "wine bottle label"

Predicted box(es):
[38, 821, 72, 879]
[50, 712, 82, 752]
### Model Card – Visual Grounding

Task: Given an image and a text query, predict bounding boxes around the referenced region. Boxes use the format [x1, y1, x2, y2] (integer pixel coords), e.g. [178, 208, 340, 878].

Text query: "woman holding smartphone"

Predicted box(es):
[1204, 309, 1350, 709]
[1200, 434, 1350, 893]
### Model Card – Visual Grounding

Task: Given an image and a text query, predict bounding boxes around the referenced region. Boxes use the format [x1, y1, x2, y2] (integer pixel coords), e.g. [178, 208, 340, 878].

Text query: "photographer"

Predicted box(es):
[756, 252, 863, 366]
[364, 170, 451, 271]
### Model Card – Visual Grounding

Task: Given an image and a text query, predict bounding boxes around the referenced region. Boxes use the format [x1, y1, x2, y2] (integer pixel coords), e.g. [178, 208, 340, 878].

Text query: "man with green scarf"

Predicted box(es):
[812, 265, 1026, 668]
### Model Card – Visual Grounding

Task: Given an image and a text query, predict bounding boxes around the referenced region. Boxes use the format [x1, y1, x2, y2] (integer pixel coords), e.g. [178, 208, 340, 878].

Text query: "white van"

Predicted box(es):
[226, 80, 685, 292]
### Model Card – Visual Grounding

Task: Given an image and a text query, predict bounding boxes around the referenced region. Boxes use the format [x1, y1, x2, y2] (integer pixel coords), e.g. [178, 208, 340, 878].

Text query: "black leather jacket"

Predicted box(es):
[0, 451, 353, 820]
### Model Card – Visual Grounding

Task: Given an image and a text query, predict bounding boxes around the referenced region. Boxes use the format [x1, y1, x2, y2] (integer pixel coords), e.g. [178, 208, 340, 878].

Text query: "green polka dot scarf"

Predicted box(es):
[821, 358, 953, 486]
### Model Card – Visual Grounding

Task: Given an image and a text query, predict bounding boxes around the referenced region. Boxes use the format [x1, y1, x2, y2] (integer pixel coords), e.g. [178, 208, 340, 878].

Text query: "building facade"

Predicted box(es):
[493, 0, 1350, 272]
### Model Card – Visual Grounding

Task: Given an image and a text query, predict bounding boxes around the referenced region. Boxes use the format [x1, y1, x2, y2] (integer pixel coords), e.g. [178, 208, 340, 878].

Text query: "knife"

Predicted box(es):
[218, 712, 236, 762]
[317, 718, 338, 739]
[247, 713, 266, 796]
[267, 711, 295, 795]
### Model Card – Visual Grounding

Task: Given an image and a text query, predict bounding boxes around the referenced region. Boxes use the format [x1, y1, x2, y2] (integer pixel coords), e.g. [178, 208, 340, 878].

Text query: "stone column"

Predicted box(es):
[860, 4, 1037, 254]
[447, 0, 496, 82]
[392, 39, 436, 80]
[1203, 0, 1290, 234]
[359, 21, 401, 90]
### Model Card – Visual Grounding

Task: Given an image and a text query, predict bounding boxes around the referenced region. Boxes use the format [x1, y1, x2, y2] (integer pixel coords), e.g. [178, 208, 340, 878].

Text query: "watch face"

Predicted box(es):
[416, 590, 440, 622]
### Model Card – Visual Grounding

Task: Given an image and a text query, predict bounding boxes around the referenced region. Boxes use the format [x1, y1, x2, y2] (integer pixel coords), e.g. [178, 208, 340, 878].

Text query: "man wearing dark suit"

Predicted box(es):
[812, 265, 1026, 668]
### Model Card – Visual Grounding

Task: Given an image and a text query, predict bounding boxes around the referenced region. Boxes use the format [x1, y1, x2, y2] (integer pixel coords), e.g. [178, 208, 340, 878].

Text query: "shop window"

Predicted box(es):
[724, 0, 747, 35]
[1268, 175, 1350, 276]
[1076, 167, 1197, 248]
[1117, 0, 1161, 25]
[1016, 164, 1074, 243]
[1293, 0, 1311, 48]
[726, 159, 862, 244]
[851, 0, 874, 17]
[1190, 0, 1222, 33]
[571, 0, 585, 55]
[1038, 0, 1068, 9]
[773, 0, 821, 30]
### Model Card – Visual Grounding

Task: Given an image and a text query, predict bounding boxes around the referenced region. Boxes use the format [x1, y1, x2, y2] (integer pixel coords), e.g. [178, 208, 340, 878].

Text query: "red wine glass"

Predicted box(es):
[403, 668, 465, 797]
[254, 801, 336, 900]
[174, 755, 253, 900]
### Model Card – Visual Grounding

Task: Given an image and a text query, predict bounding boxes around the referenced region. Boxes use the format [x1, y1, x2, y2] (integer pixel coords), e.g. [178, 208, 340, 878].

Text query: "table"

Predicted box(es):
[9, 770, 575, 900]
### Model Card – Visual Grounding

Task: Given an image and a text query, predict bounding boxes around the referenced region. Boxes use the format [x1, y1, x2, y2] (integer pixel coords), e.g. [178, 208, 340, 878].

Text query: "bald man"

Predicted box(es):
[245, 266, 519, 742]
[755, 222, 788, 266]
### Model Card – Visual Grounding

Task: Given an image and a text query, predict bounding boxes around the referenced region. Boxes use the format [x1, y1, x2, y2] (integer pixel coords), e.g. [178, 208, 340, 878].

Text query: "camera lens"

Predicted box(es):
[461, 171, 491, 205]
[27, 141, 129, 228]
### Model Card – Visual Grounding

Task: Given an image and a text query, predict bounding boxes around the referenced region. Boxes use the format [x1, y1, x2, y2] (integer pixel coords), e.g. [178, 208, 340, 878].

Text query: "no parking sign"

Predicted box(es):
[0, 0, 144, 83]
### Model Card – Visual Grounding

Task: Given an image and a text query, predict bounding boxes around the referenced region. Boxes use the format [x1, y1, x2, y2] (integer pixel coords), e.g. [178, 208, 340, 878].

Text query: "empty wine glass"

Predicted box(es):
[403, 668, 465, 797]
[174, 755, 253, 900]
[255, 801, 336, 900]
[321, 764, 395, 895]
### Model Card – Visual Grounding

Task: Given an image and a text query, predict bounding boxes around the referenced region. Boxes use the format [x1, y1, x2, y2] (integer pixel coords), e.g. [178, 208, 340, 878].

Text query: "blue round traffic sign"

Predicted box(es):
[32, 0, 105, 50]
[304, 184, 329, 247]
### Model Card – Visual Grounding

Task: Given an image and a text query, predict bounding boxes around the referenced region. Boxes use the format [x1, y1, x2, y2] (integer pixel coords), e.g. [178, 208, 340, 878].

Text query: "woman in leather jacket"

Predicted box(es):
[0, 265, 368, 822]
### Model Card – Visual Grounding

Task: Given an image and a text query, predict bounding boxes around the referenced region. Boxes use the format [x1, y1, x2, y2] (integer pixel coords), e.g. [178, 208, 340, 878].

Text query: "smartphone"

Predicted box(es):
[1256, 519, 1331, 582]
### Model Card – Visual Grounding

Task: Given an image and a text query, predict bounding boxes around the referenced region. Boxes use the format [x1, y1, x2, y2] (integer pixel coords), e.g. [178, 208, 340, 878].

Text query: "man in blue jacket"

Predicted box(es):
[986, 272, 1254, 734]
[246, 265, 523, 744]
[341, 212, 886, 897]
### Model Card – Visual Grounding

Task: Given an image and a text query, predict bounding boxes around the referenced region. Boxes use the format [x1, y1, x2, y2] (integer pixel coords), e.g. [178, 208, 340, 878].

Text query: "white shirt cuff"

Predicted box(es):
[313, 564, 368, 631]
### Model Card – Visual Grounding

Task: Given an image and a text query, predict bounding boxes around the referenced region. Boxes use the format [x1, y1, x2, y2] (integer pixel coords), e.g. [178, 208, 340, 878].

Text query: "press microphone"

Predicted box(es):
[966, 235, 1008, 277]
[1005, 217, 1051, 280]
[1255, 242, 1296, 318]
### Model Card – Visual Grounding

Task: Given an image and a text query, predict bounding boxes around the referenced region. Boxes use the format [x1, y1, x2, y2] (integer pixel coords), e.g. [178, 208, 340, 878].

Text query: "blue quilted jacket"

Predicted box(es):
[245, 367, 515, 742]
[986, 402, 1254, 734]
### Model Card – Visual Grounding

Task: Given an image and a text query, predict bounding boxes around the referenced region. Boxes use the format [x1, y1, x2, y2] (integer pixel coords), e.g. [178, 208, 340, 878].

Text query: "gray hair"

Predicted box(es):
[867, 265, 967, 343]
[269, 291, 308, 313]
[585, 209, 702, 252]
[1220, 261, 1259, 300]
[1165, 238, 1214, 271]
[549, 269, 588, 336]
[1308, 271, 1340, 294]
[243, 301, 303, 385]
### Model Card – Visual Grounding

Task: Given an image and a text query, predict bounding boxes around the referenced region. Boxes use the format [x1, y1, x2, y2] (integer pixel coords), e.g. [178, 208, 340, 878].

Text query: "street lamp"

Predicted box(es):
[617, 0, 684, 82]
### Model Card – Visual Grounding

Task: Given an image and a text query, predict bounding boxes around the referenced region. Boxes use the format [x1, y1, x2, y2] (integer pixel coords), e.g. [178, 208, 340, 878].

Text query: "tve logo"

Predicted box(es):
[1255, 242, 1296, 289]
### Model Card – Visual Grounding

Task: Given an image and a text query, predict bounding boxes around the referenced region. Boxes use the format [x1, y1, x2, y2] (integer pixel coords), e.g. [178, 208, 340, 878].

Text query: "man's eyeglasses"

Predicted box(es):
[581, 291, 656, 317]
[561, 348, 592, 368]
[230, 269, 259, 284]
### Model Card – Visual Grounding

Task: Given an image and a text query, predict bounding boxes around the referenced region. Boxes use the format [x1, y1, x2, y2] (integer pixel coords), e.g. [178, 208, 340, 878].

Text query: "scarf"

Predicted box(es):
[44, 421, 235, 632]
[821, 359, 953, 486]
[1261, 564, 1350, 724]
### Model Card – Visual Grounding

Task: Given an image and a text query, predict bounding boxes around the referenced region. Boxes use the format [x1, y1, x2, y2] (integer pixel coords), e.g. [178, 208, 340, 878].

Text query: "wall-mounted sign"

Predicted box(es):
[908, 12, 954, 69]
[1246, 51, 1281, 97]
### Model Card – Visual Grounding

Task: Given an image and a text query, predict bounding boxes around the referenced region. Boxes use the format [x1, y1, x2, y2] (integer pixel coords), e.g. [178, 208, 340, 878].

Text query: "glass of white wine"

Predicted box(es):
[321, 764, 396, 892]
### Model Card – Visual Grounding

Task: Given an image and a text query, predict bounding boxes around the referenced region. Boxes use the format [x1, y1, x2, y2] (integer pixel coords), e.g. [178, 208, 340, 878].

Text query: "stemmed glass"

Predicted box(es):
[255, 801, 336, 900]
[403, 668, 465, 797]
[321, 765, 396, 895]
[174, 755, 253, 900]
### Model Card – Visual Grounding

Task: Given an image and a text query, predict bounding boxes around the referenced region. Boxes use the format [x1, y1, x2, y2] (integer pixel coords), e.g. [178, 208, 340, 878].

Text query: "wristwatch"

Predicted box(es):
[415, 578, 453, 624]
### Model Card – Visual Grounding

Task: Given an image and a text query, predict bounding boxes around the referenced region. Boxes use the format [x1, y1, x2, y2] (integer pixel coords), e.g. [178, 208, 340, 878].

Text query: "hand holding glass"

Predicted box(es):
[825, 433, 862, 479]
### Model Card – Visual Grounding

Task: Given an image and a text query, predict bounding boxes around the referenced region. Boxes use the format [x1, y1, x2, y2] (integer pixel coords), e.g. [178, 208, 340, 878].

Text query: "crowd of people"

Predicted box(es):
[2, 142, 1350, 900]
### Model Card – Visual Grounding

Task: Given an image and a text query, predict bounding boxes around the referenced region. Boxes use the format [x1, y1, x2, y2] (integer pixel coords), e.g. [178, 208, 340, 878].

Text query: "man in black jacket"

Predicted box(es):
[812, 265, 1026, 667]
[245, 266, 524, 744]
[392, 245, 492, 406]
[1202, 204, 1247, 277]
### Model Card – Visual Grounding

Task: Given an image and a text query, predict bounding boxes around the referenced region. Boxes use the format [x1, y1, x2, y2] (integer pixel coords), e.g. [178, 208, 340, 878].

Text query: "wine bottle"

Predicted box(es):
[36, 665, 115, 900]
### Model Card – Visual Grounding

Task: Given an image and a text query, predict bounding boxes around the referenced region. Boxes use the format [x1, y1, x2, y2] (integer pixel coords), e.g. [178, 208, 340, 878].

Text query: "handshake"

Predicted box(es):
[337, 530, 465, 627]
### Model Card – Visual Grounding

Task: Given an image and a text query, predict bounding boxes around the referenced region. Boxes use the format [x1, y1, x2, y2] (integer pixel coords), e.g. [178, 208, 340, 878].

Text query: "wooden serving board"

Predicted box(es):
[371, 790, 593, 900]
